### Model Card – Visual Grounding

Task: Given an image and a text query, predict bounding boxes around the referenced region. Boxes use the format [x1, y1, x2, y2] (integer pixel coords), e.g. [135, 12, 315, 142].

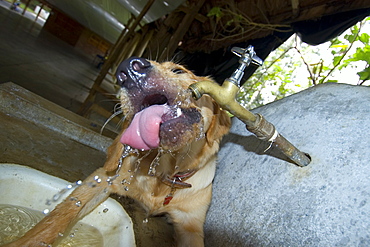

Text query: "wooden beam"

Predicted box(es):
[134, 28, 155, 57]
[159, 0, 206, 61]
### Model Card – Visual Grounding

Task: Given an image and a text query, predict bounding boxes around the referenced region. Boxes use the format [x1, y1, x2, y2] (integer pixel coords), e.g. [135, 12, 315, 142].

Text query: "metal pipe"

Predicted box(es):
[188, 46, 311, 167]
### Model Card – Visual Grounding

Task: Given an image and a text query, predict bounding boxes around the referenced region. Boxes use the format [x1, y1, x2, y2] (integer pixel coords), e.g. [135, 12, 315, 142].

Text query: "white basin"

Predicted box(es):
[0, 164, 136, 246]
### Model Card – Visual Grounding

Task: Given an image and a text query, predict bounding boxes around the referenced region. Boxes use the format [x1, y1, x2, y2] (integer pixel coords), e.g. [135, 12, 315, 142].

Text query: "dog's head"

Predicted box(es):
[115, 57, 231, 155]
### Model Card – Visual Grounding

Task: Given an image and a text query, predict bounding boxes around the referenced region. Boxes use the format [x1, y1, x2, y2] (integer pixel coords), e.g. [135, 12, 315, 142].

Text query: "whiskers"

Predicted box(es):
[100, 88, 134, 135]
[100, 103, 126, 135]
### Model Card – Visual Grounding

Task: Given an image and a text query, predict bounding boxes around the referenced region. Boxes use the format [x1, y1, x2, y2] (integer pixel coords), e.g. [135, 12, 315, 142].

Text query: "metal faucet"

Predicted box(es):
[188, 45, 311, 167]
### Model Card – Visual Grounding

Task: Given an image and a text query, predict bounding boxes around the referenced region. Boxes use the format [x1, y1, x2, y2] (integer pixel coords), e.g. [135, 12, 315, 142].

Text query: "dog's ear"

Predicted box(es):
[206, 101, 231, 146]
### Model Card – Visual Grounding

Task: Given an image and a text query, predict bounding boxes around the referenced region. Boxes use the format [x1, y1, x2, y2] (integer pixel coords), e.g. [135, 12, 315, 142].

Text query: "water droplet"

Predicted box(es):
[143, 218, 148, 224]
[124, 186, 129, 191]
[103, 208, 109, 213]
[76, 180, 82, 185]
[53, 194, 61, 201]
[75, 201, 82, 207]
[69, 232, 75, 238]
[43, 209, 50, 215]
[122, 179, 130, 185]
[94, 175, 102, 183]
[58, 232, 64, 237]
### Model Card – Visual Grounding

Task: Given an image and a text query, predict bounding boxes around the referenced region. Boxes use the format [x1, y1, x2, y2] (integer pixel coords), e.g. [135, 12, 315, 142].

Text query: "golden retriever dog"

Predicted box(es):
[3, 57, 231, 247]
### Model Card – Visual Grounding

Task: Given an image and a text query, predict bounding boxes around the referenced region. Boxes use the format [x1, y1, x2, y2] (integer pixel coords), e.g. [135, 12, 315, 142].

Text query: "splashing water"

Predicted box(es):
[148, 149, 165, 176]
[121, 145, 138, 164]
[119, 149, 152, 190]
[45, 180, 82, 207]
[196, 118, 206, 141]
[0, 205, 103, 247]
[106, 145, 139, 186]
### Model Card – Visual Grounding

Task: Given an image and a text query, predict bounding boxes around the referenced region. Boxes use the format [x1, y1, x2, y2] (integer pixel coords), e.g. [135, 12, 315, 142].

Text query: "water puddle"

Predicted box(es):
[0, 204, 103, 246]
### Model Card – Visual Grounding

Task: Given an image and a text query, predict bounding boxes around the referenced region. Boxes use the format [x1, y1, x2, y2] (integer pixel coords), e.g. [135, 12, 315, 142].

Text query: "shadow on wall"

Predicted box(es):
[221, 132, 295, 164]
[204, 227, 254, 247]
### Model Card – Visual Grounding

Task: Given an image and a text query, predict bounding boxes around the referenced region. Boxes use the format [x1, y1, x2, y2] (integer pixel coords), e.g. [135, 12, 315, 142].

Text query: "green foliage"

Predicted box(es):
[237, 17, 370, 109]
[207, 7, 223, 18]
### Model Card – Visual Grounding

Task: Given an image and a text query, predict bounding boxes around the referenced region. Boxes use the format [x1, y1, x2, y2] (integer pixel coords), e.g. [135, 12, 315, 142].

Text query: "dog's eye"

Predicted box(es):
[171, 68, 186, 74]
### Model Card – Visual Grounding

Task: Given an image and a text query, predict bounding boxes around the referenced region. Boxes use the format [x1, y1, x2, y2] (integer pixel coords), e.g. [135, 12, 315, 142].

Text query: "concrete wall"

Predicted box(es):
[205, 83, 370, 246]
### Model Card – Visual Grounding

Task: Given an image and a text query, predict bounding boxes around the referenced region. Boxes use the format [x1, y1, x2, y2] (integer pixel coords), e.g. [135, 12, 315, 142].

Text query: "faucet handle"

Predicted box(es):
[231, 46, 263, 67]
[228, 45, 263, 86]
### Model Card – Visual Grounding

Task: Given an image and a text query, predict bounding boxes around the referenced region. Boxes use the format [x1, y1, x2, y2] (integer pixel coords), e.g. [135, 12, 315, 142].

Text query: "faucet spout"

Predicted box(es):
[189, 79, 257, 125]
[189, 79, 311, 167]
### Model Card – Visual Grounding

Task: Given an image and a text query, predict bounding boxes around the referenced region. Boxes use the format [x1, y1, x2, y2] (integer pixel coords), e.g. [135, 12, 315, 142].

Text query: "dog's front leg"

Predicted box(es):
[2, 168, 112, 247]
[173, 215, 206, 247]
[170, 186, 213, 247]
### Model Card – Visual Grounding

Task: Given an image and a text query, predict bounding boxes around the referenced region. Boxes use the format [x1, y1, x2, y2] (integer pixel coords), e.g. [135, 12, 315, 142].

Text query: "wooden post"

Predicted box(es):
[78, 0, 156, 115]
[21, 0, 31, 16]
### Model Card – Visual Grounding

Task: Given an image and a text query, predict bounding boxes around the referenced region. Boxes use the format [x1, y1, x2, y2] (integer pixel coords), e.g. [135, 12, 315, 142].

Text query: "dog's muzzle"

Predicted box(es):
[115, 57, 203, 152]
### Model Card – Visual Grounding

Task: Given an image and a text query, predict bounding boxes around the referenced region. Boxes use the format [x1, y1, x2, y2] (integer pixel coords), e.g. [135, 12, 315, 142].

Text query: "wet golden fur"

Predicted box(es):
[3, 61, 231, 247]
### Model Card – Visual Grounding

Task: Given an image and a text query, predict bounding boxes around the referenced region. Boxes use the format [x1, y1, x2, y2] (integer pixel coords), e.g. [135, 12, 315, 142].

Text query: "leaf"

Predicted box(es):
[357, 67, 370, 80]
[359, 33, 369, 44]
[330, 38, 340, 46]
[333, 56, 342, 66]
[207, 7, 223, 18]
[344, 34, 356, 43]
[352, 47, 370, 63]
[226, 19, 234, 26]
[326, 79, 338, 83]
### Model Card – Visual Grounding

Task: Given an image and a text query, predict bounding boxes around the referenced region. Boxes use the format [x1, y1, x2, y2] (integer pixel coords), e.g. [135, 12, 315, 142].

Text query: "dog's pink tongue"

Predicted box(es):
[120, 105, 169, 150]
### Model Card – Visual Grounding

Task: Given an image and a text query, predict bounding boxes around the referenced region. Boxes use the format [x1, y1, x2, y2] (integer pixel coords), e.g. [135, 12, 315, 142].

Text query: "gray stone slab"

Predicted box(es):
[205, 83, 370, 247]
[0, 82, 112, 181]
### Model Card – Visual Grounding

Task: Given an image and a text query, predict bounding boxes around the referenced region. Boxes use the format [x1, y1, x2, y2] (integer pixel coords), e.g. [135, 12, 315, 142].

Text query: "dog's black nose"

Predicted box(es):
[116, 57, 151, 88]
